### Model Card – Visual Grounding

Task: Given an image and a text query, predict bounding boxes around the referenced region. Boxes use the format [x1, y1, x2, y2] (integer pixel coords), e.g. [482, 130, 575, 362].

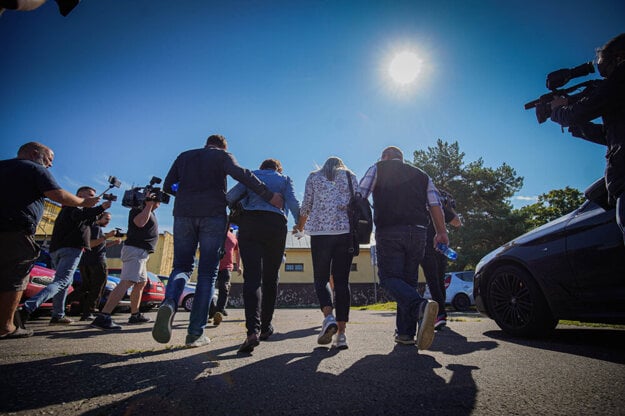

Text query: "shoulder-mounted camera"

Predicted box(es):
[121, 176, 171, 209]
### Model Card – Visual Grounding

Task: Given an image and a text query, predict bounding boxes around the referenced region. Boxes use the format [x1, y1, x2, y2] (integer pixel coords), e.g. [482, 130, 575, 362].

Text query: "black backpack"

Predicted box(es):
[346, 172, 373, 253]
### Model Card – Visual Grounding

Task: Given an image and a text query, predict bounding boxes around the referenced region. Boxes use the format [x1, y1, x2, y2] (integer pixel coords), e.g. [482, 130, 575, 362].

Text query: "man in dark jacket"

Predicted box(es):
[152, 134, 283, 348]
[21, 186, 111, 326]
[550, 33, 625, 241]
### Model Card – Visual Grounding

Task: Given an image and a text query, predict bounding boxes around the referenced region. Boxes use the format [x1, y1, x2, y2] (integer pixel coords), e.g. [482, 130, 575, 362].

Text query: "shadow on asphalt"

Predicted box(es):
[1, 340, 479, 415]
[430, 327, 498, 355]
[484, 328, 625, 364]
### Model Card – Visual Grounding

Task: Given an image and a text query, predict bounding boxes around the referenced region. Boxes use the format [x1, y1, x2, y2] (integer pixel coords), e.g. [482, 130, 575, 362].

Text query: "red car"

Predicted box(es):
[21, 264, 75, 315]
[107, 268, 165, 311]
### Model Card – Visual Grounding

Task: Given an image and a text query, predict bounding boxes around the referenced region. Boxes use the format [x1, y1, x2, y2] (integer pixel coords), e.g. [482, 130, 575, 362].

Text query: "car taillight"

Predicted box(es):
[444, 275, 451, 289]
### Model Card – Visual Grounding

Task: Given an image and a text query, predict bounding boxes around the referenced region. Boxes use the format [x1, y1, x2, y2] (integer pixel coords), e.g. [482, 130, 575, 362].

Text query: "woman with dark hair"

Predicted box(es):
[226, 159, 300, 353]
[295, 156, 359, 350]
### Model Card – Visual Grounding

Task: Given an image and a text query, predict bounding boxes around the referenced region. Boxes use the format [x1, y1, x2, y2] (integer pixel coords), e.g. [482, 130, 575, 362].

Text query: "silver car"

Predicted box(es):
[158, 275, 218, 312]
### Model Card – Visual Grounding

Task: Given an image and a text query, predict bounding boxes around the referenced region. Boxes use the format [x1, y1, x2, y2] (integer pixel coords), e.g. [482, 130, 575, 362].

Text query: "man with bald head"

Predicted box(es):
[359, 146, 449, 351]
[0, 142, 100, 339]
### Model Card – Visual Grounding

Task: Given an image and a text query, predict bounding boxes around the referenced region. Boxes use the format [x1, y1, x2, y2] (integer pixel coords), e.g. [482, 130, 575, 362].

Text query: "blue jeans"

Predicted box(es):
[166, 215, 226, 337]
[375, 225, 428, 337]
[24, 247, 83, 318]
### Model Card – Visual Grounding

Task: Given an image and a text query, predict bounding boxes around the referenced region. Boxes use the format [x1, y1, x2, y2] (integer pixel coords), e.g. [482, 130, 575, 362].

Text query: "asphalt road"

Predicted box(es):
[1, 309, 624, 416]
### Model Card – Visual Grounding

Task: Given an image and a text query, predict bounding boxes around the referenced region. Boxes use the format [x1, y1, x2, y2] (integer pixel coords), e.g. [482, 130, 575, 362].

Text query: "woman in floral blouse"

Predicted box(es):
[295, 156, 359, 350]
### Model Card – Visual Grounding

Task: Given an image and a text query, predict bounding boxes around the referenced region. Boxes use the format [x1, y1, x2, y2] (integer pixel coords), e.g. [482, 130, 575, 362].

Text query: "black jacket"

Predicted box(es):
[164, 146, 273, 217]
[551, 62, 625, 201]
[49, 205, 106, 252]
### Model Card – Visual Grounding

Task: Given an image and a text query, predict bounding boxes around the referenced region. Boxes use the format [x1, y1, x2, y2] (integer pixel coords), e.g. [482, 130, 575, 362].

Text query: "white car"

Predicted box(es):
[424, 270, 475, 311]
[158, 276, 218, 313]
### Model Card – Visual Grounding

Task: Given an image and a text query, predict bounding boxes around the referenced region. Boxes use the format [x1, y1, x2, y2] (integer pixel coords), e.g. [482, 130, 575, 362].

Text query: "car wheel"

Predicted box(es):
[486, 265, 558, 337]
[452, 293, 471, 312]
[183, 294, 194, 312]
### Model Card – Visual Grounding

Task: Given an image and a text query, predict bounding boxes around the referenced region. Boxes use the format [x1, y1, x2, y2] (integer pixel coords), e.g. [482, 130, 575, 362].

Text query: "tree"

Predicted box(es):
[412, 139, 526, 270]
[517, 187, 585, 229]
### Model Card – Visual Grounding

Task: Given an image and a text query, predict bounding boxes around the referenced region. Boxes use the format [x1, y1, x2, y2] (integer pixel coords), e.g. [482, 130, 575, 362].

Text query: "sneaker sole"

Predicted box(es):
[416, 301, 439, 350]
[90, 323, 122, 331]
[152, 306, 174, 343]
[317, 323, 338, 345]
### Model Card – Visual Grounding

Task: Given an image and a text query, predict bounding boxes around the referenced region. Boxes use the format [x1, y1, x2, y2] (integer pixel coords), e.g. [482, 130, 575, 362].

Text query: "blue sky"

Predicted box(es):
[1, 0, 623, 233]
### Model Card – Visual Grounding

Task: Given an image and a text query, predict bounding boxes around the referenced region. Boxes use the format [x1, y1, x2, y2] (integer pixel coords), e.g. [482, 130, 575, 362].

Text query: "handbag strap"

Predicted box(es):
[346, 170, 355, 198]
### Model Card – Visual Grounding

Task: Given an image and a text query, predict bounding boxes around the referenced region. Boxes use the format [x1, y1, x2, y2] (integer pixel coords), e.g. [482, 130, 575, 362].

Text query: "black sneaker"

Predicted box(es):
[259, 325, 274, 341]
[91, 314, 122, 330]
[221, 309, 229, 317]
[80, 313, 96, 321]
[128, 313, 152, 324]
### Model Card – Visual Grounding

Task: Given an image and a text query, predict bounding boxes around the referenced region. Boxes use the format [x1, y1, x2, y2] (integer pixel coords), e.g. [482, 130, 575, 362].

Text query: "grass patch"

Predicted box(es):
[559, 320, 625, 329]
[353, 302, 397, 311]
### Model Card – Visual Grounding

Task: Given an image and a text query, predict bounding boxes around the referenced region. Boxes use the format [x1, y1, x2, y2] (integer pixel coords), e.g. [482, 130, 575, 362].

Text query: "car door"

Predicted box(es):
[565, 200, 625, 318]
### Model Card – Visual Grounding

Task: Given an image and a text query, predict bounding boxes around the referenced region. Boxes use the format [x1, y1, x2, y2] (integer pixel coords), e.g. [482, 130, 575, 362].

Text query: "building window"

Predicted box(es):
[350, 263, 358, 272]
[285, 263, 304, 272]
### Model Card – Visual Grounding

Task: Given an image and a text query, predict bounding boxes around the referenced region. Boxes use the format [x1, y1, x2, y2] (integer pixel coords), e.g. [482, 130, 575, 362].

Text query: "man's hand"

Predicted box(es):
[81, 196, 101, 208]
[104, 230, 117, 239]
[433, 231, 449, 249]
[269, 192, 284, 209]
[101, 200, 112, 210]
[550, 95, 568, 111]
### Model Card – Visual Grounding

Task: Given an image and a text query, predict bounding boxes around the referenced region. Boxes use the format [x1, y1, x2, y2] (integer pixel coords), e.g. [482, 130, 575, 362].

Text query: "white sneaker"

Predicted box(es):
[333, 333, 348, 350]
[185, 334, 210, 348]
[317, 315, 338, 345]
[416, 300, 438, 350]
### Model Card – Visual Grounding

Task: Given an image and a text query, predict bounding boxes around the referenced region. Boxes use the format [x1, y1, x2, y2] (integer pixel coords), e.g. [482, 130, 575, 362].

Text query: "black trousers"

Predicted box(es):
[237, 211, 287, 335]
[78, 261, 108, 314]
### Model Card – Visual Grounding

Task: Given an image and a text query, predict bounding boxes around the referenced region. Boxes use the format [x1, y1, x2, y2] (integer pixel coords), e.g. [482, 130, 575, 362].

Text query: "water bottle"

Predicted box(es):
[436, 243, 458, 261]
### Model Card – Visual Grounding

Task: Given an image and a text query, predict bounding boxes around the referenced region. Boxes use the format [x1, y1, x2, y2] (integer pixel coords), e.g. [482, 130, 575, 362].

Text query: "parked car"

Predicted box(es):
[474, 178, 625, 337]
[106, 268, 165, 312]
[20, 264, 74, 316]
[158, 275, 218, 313]
[423, 270, 475, 311]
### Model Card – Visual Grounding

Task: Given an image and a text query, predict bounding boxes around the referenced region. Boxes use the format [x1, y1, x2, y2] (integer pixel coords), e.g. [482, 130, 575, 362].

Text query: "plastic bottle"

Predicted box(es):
[436, 243, 458, 261]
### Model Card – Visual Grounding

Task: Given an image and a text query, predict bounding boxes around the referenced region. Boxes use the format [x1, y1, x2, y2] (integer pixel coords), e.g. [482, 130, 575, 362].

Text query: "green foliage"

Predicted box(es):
[412, 139, 525, 270]
[517, 187, 585, 229]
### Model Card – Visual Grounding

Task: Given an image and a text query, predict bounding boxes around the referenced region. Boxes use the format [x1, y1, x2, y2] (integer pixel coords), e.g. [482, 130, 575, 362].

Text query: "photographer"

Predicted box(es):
[20, 186, 111, 327]
[92, 196, 160, 330]
[77, 212, 121, 321]
[1, 142, 100, 339]
[550, 33, 625, 241]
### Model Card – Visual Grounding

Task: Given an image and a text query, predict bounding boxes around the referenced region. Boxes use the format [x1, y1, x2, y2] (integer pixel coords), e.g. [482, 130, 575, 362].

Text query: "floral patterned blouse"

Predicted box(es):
[300, 169, 359, 235]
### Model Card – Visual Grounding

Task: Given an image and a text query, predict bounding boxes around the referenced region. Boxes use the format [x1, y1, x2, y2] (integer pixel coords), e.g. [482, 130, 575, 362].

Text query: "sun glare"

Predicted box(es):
[388, 51, 422, 85]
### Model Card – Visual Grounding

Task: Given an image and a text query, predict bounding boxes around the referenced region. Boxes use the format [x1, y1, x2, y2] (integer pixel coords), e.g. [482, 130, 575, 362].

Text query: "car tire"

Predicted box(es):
[183, 294, 194, 312]
[486, 265, 558, 337]
[451, 293, 471, 312]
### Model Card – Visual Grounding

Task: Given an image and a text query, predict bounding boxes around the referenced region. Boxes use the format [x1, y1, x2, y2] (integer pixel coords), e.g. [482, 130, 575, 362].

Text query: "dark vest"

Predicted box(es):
[372, 160, 430, 228]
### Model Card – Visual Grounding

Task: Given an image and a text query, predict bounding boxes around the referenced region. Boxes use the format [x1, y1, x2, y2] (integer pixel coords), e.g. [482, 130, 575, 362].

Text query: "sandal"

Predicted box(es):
[0, 326, 33, 339]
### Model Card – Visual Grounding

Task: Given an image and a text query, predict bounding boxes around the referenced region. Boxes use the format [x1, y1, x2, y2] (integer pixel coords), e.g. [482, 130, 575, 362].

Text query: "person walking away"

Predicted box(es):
[212, 227, 241, 326]
[152, 134, 283, 348]
[295, 156, 358, 349]
[359, 146, 449, 351]
[227, 158, 300, 353]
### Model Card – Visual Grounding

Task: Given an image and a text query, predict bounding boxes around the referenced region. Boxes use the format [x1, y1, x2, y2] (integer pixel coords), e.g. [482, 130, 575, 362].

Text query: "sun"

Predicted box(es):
[388, 51, 423, 85]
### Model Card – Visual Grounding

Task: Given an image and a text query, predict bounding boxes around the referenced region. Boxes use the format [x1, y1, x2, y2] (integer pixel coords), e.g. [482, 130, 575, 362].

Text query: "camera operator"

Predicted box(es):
[19, 186, 111, 327]
[92, 195, 160, 330]
[550, 33, 625, 241]
[1, 142, 100, 339]
[77, 212, 122, 321]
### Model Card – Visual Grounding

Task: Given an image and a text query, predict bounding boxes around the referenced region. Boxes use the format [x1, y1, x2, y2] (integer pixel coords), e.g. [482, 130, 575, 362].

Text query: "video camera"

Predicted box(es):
[121, 176, 171, 209]
[524, 61, 600, 123]
[113, 228, 125, 238]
